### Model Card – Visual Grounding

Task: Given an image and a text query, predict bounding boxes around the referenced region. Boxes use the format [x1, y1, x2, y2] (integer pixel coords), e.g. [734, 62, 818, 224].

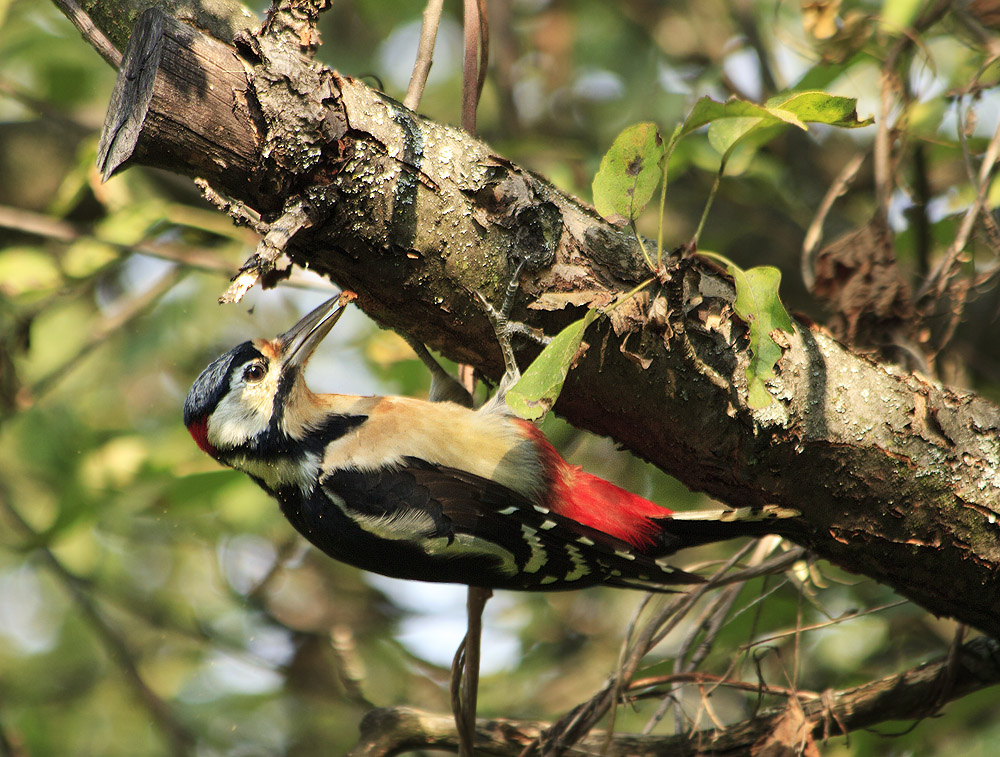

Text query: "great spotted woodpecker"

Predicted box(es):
[184, 292, 798, 592]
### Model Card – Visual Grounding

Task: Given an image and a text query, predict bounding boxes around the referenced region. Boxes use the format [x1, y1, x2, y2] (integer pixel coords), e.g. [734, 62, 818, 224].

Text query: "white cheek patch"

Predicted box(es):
[207, 371, 278, 449]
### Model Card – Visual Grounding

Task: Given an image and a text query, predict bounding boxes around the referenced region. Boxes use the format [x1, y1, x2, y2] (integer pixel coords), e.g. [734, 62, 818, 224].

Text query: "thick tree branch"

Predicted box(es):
[88, 7, 1000, 639]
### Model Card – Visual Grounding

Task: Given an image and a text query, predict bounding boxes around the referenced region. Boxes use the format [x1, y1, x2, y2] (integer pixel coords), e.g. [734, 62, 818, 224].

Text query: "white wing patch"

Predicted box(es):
[352, 508, 440, 542]
[322, 490, 519, 577]
[521, 525, 547, 573]
[563, 544, 589, 582]
[423, 534, 519, 577]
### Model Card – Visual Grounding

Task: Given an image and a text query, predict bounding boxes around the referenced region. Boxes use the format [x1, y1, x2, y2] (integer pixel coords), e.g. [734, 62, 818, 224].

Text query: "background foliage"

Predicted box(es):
[0, 0, 998, 754]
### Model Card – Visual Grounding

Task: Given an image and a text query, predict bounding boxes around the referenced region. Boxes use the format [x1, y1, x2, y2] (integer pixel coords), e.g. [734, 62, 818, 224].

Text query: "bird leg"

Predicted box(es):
[453, 261, 546, 753]
[402, 336, 475, 407]
[477, 259, 552, 411]
[450, 585, 492, 757]
[402, 336, 485, 755]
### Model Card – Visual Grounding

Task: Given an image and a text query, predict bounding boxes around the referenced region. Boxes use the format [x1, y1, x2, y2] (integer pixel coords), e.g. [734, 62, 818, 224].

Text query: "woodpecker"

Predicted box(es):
[184, 292, 799, 592]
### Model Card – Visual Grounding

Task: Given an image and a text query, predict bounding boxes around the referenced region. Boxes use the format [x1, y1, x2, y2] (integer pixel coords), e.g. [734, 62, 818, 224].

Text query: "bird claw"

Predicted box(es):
[476, 259, 550, 410]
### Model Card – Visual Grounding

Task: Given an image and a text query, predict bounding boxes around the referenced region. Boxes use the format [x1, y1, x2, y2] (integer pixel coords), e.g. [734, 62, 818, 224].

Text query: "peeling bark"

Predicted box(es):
[93, 6, 1000, 638]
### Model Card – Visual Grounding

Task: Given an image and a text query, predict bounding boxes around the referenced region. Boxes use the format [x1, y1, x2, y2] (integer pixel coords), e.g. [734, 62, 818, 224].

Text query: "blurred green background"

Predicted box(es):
[1, 0, 998, 754]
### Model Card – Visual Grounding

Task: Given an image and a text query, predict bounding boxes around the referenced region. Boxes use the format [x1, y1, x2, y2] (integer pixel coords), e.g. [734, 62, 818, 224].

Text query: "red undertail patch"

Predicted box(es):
[516, 420, 672, 547]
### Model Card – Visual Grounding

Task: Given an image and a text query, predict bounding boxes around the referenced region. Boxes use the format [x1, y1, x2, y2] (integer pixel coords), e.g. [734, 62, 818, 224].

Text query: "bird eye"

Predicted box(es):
[243, 362, 267, 383]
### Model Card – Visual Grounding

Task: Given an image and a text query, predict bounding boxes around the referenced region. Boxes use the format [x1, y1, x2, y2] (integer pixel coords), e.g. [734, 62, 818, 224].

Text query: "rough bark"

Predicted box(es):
[79, 0, 256, 51]
[91, 6, 1000, 641]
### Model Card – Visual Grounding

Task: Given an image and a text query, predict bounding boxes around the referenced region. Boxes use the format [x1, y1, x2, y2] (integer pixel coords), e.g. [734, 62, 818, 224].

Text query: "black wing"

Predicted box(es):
[289, 457, 702, 592]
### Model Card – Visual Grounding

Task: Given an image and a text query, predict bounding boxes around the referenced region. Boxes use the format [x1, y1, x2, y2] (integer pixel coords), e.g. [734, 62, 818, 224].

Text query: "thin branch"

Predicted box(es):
[629, 672, 819, 702]
[528, 541, 766, 756]
[352, 635, 1000, 755]
[330, 624, 375, 708]
[461, 0, 489, 135]
[0, 203, 334, 294]
[801, 153, 866, 291]
[50, 0, 121, 68]
[29, 266, 185, 402]
[920, 113, 1000, 300]
[454, 587, 492, 757]
[404, 0, 446, 111]
[739, 600, 910, 651]
[0, 76, 91, 135]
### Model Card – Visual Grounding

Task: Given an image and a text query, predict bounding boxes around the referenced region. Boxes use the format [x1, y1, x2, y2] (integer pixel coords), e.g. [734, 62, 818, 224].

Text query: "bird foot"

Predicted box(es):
[476, 260, 551, 409]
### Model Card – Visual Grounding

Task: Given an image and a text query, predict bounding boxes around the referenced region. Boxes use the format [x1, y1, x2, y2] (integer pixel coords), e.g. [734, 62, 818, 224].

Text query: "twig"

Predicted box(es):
[457, 586, 492, 757]
[739, 599, 909, 651]
[873, 0, 953, 227]
[461, 0, 489, 135]
[0, 203, 334, 294]
[920, 115, 1000, 300]
[662, 539, 785, 736]
[629, 671, 820, 701]
[801, 153, 866, 291]
[29, 267, 184, 402]
[531, 542, 761, 755]
[351, 635, 1000, 755]
[330, 624, 374, 708]
[50, 0, 121, 68]
[0, 76, 90, 135]
[195, 179, 269, 236]
[404, 0, 446, 111]
[220, 197, 313, 303]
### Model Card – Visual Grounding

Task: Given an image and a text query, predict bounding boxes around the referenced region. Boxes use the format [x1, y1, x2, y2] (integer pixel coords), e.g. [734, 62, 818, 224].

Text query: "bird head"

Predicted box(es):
[183, 292, 355, 460]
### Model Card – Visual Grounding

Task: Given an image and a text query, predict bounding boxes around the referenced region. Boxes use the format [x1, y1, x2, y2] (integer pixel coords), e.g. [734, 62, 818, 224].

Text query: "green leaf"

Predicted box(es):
[505, 308, 601, 420]
[678, 97, 767, 137]
[726, 265, 794, 408]
[768, 91, 874, 129]
[593, 123, 665, 225]
[685, 92, 872, 163]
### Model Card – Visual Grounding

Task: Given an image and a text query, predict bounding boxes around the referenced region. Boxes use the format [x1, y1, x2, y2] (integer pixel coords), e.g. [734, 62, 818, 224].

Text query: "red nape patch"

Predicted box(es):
[187, 416, 217, 457]
[515, 420, 672, 547]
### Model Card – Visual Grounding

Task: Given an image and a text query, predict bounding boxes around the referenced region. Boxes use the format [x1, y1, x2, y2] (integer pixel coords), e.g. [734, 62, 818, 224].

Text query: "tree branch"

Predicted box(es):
[89, 6, 1000, 639]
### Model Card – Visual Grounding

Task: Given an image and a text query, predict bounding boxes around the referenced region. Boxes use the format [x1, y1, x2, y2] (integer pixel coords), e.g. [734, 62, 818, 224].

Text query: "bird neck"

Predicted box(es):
[219, 386, 369, 494]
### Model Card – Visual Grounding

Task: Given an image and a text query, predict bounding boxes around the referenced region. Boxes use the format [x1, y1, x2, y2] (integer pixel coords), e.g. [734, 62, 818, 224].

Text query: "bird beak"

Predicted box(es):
[278, 291, 357, 369]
